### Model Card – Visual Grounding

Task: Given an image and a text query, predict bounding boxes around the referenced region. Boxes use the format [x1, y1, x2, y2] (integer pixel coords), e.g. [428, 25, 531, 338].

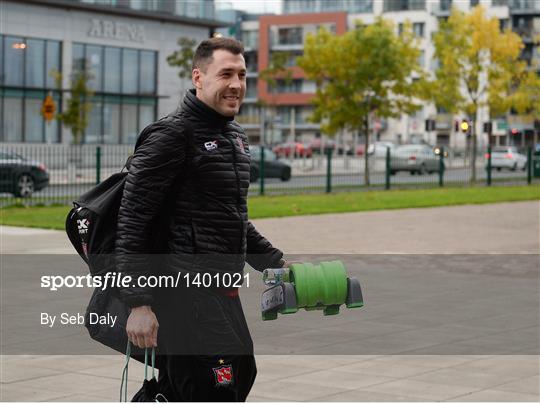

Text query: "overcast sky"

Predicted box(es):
[216, 0, 282, 14]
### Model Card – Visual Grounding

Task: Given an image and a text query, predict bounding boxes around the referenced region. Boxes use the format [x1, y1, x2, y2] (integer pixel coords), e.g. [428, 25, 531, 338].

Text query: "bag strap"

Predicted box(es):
[120, 341, 131, 402]
[144, 343, 156, 381]
[120, 342, 156, 402]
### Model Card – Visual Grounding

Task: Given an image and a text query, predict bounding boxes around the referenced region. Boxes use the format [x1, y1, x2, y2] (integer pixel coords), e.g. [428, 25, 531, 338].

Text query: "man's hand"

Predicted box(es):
[126, 305, 159, 348]
[282, 260, 302, 268]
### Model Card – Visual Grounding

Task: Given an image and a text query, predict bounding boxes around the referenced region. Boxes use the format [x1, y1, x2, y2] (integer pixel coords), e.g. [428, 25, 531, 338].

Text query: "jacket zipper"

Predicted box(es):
[226, 133, 243, 254]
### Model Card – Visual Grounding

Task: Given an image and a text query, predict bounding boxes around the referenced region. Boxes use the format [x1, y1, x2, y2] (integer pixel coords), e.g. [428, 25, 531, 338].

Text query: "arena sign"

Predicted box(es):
[88, 19, 145, 43]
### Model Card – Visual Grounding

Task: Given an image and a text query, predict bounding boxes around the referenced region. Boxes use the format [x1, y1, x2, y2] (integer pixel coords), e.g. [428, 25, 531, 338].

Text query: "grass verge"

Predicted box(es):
[0, 185, 538, 230]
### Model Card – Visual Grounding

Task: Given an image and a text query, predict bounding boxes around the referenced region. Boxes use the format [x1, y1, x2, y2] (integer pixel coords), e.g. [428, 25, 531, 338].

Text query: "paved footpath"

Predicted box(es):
[1, 201, 539, 402]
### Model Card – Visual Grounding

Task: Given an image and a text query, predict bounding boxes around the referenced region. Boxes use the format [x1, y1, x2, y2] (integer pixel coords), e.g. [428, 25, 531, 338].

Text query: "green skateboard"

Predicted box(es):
[261, 261, 363, 321]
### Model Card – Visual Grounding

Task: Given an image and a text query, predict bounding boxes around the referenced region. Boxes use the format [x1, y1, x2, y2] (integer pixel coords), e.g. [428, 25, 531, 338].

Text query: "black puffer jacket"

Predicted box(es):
[115, 89, 284, 307]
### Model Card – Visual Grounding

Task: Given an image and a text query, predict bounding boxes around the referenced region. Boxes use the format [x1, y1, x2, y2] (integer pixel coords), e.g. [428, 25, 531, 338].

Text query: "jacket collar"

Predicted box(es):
[181, 89, 234, 126]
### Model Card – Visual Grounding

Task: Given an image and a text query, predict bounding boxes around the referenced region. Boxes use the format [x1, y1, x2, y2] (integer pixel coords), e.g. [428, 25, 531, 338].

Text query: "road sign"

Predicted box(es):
[41, 95, 56, 122]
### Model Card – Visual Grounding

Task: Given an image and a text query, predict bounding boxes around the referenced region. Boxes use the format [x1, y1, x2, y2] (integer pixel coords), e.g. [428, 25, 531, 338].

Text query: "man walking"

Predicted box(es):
[115, 37, 286, 401]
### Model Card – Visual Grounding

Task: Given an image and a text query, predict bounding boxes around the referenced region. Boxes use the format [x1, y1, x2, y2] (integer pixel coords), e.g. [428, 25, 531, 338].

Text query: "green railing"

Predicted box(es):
[0, 144, 537, 207]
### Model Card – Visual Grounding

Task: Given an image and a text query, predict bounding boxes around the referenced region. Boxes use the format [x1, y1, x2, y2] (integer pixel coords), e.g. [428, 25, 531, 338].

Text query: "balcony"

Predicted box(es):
[383, 0, 427, 13]
[431, 0, 452, 16]
[509, 0, 540, 14]
[71, 0, 217, 20]
[236, 115, 261, 126]
[513, 27, 537, 43]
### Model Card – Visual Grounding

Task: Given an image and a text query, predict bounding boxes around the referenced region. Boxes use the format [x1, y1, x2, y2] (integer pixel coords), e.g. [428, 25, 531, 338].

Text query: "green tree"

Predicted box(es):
[51, 68, 94, 145]
[431, 5, 536, 182]
[167, 37, 197, 79]
[298, 19, 427, 185]
[258, 51, 293, 145]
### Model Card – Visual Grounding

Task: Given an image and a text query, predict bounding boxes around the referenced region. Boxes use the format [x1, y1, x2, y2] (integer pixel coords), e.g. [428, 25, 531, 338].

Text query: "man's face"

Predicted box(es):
[192, 49, 247, 117]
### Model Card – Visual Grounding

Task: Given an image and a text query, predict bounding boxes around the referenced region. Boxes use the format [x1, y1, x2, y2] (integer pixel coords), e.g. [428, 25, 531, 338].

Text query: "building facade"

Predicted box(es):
[0, 0, 224, 144]
[229, 0, 539, 149]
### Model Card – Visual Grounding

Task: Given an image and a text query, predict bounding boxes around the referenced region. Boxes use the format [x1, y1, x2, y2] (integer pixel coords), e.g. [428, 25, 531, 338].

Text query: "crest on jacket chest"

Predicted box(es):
[236, 137, 246, 154]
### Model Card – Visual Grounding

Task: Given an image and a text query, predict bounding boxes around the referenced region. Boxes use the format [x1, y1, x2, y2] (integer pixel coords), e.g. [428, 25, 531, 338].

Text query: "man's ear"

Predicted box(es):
[192, 68, 202, 90]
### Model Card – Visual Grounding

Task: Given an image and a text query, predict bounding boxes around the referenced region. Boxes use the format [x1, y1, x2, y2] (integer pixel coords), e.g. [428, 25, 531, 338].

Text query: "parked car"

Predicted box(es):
[307, 139, 337, 155]
[368, 142, 396, 158]
[486, 146, 527, 171]
[249, 146, 292, 182]
[390, 145, 443, 175]
[0, 151, 50, 197]
[348, 144, 365, 156]
[273, 142, 312, 158]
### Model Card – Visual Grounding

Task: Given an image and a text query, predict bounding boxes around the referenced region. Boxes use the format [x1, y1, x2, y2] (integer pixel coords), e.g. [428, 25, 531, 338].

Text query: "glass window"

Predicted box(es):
[24, 95, 44, 143]
[130, 0, 145, 10]
[139, 101, 155, 133]
[246, 78, 257, 98]
[25, 39, 45, 88]
[417, 50, 425, 67]
[4, 36, 24, 86]
[321, 0, 340, 10]
[0, 35, 3, 85]
[440, 0, 452, 10]
[409, 0, 426, 10]
[242, 30, 259, 49]
[275, 79, 302, 93]
[122, 48, 138, 94]
[156, 0, 175, 12]
[278, 27, 303, 45]
[385, 0, 425, 11]
[86, 45, 103, 91]
[65, 43, 159, 144]
[302, 80, 316, 93]
[244, 52, 258, 71]
[46, 41, 61, 88]
[237, 104, 259, 125]
[413, 22, 425, 37]
[3, 96, 23, 142]
[122, 101, 138, 144]
[72, 43, 85, 72]
[103, 98, 120, 144]
[85, 99, 102, 143]
[185, 1, 200, 18]
[349, 0, 373, 13]
[104, 47, 121, 93]
[139, 50, 155, 94]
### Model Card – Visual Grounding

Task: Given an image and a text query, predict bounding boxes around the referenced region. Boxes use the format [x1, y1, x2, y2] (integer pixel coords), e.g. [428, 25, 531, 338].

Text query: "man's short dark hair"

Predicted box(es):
[192, 37, 244, 72]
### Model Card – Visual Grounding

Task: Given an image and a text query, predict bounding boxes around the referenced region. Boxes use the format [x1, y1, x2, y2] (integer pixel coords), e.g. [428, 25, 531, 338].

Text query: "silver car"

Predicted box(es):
[488, 146, 527, 171]
[390, 145, 443, 175]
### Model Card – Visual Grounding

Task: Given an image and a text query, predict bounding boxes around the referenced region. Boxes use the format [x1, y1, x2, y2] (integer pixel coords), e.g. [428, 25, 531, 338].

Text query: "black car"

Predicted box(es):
[0, 151, 50, 197]
[249, 146, 292, 182]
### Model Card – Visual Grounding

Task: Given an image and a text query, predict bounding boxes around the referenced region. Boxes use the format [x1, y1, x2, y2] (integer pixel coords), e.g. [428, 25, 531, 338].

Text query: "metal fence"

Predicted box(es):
[0, 144, 538, 207]
[0, 145, 131, 207]
[249, 145, 538, 196]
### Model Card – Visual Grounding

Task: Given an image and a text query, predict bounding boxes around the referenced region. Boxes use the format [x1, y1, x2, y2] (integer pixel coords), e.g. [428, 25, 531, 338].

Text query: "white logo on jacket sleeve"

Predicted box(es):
[204, 141, 218, 151]
[77, 219, 89, 234]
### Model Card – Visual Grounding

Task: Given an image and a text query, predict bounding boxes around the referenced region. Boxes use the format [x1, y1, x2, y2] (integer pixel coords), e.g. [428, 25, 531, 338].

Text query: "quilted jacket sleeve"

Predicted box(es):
[115, 125, 187, 307]
[246, 221, 284, 272]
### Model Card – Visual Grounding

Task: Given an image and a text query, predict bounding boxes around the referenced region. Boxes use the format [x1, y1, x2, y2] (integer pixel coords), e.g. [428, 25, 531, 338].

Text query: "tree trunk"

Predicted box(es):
[364, 117, 370, 186]
[471, 114, 477, 183]
[68, 143, 82, 183]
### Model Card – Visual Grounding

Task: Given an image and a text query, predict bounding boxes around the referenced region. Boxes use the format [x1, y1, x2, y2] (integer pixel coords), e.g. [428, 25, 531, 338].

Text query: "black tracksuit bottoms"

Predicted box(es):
[155, 286, 257, 401]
